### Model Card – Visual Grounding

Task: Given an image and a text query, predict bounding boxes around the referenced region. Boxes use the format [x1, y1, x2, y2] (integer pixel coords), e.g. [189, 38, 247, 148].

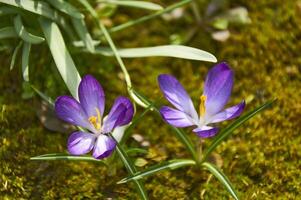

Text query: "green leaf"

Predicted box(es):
[202, 99, 276, 161]
[118, 159, 196, 184]
[39, 18, 81, 99]
[72, 40, 100, 48]
[0, 0, 75, 40]
[0, 0, 57, 20]
[114, 138, 149, 200]
[0, 6, 20, 16]
[126, 148, 148, 155]
[13, 15, 45, 44]
[201, 162, 239, 200]
[107, 0, 192, 33]
[46, 0, 84, 19]
[30, 153, 106, 164]
[93, 45, 217, 62]
[132, 89, 198, 161]
[98, 0, 163, 11]
[0, 26, 17, 39]
[30, 84, 54, 107]
[21, 42, 31, 81]
[76, 0, 98, 18]
[10, 40, 23, 70]
[71, 18, 95, 53]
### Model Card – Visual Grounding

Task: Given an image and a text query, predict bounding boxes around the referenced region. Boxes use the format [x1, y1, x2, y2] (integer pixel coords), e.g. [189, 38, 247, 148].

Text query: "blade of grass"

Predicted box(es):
[10, 40, 23, 70]
[21, 42, 31, 81]
[126, 148, 148, 155]
[201, 162, 239, 200]
[93, 45, 216, 62]
[39, 17, 81, 99]
[97, 0, 163, 11]
[1, 0, 76, 41]
[30, 84, 55, 107]
[71, 18, 95, 53]
[0, 6, 20, 16]
[13, 15, 45, 44]
[118, 159, 196, 184]
[113, 136, 149, 200]
[31, 153, 106, 164]
[46, 0, 84, 19]
[107, 0, 192, 34]
[0, 0, 57, 20]
[202, 99, 276, 161]
[0, 26, 17, 39]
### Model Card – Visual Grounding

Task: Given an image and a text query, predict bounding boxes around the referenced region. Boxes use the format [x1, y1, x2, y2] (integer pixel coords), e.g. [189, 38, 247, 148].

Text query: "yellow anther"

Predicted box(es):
[88, 108, 102, 130]
[199, 95, 207, 117]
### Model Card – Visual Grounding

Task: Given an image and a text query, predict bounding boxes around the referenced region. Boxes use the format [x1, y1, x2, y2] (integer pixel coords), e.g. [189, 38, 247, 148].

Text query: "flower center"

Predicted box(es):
[199, 95, 207, 117]
[88, 108, 101, 130]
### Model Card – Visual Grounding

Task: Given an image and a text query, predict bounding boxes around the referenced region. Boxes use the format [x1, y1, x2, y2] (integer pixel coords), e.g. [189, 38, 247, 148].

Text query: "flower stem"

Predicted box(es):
[112, 135, 149, 200]
[197, 138, 203, 162]
[107, 0, 193, 34]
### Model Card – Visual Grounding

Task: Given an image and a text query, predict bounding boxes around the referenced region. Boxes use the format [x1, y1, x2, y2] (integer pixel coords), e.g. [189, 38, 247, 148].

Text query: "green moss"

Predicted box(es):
[1, 0, 301, 199]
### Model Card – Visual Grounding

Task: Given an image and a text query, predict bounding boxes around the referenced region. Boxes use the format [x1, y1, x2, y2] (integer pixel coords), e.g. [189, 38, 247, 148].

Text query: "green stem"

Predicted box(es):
[97, 21, 132, 88]
[113, 137, 149, 200]
[107, 0, 193, 34]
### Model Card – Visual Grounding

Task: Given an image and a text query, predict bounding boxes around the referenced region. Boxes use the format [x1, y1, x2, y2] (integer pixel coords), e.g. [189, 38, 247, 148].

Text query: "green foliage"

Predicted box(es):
[1, 0, 301, 199]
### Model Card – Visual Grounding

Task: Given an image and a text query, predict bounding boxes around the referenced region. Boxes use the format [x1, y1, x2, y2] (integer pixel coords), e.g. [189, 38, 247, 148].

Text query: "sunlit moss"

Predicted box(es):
[1, 0, 300, 199]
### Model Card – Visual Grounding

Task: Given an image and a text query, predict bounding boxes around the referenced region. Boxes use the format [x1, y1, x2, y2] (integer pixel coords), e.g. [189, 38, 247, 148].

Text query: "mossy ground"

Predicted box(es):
[1, 0, 301, 199]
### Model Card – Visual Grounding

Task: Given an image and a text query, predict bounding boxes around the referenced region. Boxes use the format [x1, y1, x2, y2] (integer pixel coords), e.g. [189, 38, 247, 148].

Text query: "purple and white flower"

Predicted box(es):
[55, 75, 134, 159]
[158, 62, 245, 138]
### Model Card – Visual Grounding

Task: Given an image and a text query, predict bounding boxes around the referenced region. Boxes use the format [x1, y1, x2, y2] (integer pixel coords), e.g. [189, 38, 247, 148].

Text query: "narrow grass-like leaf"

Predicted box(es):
[93, 45, 216, 62]
[13, 15, 45, 44]
[46, 0, 84, 19]
[202, 99, 276, 161]
[0, 26, 17, 39]
[114, 138, 149, 200]
[71, 18, 95, 53]
[31, 153, 106, 164]
[0, 0, 57, 20]
[118, 159, 196, 184]
[98, 0, 163, 11]
[30, 84, 55, 107]
[72, 40, 100, 48]
[108, 0, 192, 33]
[39, 18, 81, 99]
[21, 42, 31, 81]
[76, 0, 98, 18]
[201, 162, 239, 200]
[132, 89, 198, 161]
[0, 0, 74, 40]
[126, 148, 148, 155]
[0, 6, 20, 15]
[10, 40, 23, 70]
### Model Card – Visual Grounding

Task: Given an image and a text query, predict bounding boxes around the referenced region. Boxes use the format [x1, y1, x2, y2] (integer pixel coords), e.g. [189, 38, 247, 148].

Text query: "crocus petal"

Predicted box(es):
[67, 131, 95, 155]
[210, 101, 245, 123]
[55, 95, 91, 129]
[92, 134, 116, 159]
[79, 75, 105, 118]
[193, 126, 219, 138]
[112, 96, 134, 126]
[158, 74, 198, 120]
[160, 106, 196, 127]
[204, 62, 233, 115]
[112, 124, 129, 142]
[102, 98, 128, 133]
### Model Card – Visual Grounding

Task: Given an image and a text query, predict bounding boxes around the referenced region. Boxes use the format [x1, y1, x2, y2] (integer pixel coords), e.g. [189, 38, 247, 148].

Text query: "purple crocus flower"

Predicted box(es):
[55, 75, 134, 159]
[158, 62, 245, 138]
